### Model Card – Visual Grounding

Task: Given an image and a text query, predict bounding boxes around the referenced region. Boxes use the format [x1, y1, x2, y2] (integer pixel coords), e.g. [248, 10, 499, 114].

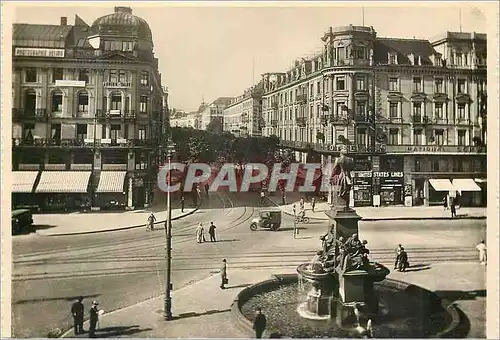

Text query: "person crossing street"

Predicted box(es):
[88, 301, 99, 338]
[209, 222, 217, 242]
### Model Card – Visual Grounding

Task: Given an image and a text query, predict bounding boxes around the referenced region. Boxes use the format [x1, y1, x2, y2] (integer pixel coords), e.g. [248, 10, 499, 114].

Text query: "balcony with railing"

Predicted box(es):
[296, 93, 307, 103]
[411, 115, 432, 125]
[12, 108, 48, 121]
[271, 119, 278, 128]
[296, 116, 307, 127]
[271, 102, 279, 109]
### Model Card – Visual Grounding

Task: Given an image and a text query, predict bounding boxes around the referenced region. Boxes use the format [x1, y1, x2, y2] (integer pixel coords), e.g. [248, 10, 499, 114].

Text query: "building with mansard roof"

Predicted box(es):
[261, 25, 487, 207]
[12, 7, 168, 211]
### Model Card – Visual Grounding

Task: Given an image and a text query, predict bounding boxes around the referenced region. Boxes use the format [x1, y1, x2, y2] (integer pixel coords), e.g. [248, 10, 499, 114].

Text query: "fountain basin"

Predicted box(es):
[231, 274, 461, 338]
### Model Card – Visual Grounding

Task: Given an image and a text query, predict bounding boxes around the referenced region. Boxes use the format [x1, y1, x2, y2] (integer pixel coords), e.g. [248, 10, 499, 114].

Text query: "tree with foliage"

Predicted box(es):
[206, 118, 224, 134]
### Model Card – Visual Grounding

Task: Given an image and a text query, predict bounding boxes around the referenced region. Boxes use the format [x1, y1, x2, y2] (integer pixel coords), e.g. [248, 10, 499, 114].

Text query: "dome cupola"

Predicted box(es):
[91, 7, 152, 42]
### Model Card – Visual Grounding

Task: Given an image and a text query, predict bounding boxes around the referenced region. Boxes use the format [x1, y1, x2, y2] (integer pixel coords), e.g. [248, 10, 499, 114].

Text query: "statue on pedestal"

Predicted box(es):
[338, 233, 370, 272]
[331, 147, 354, 211]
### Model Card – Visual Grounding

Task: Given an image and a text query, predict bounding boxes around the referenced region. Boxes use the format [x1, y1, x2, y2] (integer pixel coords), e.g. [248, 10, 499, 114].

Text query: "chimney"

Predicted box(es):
[60, 17, 67, 26]
[115, 6, 133, 14]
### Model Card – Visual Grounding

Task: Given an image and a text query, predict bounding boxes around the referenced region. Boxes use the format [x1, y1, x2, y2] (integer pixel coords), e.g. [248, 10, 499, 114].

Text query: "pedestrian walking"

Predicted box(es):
[260, 191, 265, 205]
[180, 196, 185, 213]
[196, 223, 204, 243]
[442, 195, 448, 210]
[476, 240, 487, 265]
[450, 197, 457, 218]
[311, 197, 316, 212]
[88, 301, 99, 338]
[209, 222, 217, 242]
[398, 247, 409, 272]
[281, 190, 287, 205]
[253, 307, 267, 338]
[299, 197, 305, 211]
[71, 296, 84, 335]
[394, 244, 403, 269]
[220, 259, 228, 289]
[147, 212, 156, 231]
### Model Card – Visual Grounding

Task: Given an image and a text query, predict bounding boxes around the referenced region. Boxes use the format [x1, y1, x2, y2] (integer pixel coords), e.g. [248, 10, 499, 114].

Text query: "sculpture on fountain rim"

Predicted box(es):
[320, 230, 370, 272]
[330, 146, 354, 211]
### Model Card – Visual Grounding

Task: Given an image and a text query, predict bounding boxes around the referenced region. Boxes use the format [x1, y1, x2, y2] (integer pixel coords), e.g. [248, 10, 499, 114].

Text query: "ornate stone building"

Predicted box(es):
[200, 97, 234, 131]
[223, 82, 264, 137]
[12, 7, 167, 211]
[261, 25, 487, 207]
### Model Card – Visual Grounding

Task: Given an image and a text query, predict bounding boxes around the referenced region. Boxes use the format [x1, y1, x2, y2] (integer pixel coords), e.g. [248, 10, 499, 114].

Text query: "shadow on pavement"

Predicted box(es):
[96, 325, 152, 338]
[15, 293, 101, 305]
[401, 263, 432, 272]
[435, 289, 486, 302]
[167, 308, 232, 320]
[15, 224, 57, 235]
[226, 283, 251, 289]
[279, 227, 307, 232]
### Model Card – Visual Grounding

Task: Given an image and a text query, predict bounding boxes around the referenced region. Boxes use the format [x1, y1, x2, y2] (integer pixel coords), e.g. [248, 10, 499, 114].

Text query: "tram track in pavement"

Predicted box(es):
[12, 246, 479, 281]
[13, 191, 232, 262]
[12, 193, 261, 281]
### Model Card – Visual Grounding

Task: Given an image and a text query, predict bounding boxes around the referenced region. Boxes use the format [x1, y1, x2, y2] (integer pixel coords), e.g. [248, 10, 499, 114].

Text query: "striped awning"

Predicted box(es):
[36, 171, 91, 193]
[12, 171, 39, 193]
[96, 171, 126, 193]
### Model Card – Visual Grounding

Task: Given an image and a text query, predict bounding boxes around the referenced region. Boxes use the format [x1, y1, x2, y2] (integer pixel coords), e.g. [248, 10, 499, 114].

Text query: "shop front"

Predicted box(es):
[373, 171, 404, 206]
[352, 171, 372, 207]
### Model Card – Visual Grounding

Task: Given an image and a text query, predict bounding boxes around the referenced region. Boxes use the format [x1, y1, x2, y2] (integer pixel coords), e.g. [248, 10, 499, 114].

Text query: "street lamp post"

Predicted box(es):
[164, 137, 176, 321]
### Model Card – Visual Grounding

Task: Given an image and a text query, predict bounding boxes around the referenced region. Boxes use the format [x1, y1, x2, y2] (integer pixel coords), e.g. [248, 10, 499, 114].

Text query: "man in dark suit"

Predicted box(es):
[71, 296, 84, 335]
[253, 307, 267, 338]
[88, 301, 99, 338]
[208, 222, 217, 242]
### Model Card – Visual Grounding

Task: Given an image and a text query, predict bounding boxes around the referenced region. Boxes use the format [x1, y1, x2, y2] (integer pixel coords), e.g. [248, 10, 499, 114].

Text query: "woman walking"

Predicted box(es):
[196, 223, 204, 243]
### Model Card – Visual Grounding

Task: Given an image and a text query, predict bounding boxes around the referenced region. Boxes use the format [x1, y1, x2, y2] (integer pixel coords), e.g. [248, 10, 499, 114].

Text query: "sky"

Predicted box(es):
[10, 2, 490, 112]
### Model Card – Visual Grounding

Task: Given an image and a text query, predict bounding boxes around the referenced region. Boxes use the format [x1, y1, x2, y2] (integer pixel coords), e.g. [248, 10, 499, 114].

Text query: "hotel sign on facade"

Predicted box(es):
[14, 48, 65, 58]
[385, 145, 487, 154]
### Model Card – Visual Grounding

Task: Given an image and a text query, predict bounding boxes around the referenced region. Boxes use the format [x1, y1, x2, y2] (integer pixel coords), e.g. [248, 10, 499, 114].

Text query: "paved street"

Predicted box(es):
[12, 192, 486, 337]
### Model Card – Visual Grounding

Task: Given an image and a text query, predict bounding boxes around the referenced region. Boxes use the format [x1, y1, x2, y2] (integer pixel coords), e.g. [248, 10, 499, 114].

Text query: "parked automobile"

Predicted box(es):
[12, 209, 34, 235]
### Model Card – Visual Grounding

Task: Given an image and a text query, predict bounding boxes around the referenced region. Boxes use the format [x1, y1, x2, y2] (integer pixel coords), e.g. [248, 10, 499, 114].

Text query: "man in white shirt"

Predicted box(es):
[476, 240, 487, 265]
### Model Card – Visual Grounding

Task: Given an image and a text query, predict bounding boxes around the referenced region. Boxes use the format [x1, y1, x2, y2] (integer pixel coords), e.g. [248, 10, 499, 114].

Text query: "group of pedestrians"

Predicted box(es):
[196, 222, 217, 243]
[70, 297, 101, 338]
[394, 244, 409, 272]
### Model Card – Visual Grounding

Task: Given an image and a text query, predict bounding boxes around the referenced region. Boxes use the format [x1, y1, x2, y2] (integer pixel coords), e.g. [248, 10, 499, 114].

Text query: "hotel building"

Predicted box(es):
[261, 26, 487, 207]
[11, 7, 167, 211]
[223, 82, 264, 137]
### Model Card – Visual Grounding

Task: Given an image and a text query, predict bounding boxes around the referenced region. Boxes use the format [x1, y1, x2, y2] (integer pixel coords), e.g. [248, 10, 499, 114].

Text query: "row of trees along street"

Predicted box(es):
[167, 124, 295, 166]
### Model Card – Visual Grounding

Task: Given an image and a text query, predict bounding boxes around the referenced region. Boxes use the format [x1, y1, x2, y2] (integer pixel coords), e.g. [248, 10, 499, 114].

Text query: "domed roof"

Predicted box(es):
[91, 7, 152, 41]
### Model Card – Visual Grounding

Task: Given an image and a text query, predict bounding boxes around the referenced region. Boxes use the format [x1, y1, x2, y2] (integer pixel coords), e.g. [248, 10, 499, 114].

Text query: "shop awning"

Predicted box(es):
[36, 171, 91, 193]
[96, 171, 126, 193]
[429, 179, 455, 192]
[12, 171, 39, 193]
[452, 179, 482, 192]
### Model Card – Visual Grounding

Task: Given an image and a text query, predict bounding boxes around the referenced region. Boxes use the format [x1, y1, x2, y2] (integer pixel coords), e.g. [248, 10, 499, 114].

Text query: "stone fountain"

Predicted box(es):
[297, 149, 390, 328]
[234, 149, 462, 338]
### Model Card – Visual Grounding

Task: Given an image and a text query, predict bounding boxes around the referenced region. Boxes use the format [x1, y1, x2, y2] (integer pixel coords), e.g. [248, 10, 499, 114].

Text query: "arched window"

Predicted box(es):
[51, 90, 63, 113]
[78, 92, 89, 112]
[25, 89, 36, 115]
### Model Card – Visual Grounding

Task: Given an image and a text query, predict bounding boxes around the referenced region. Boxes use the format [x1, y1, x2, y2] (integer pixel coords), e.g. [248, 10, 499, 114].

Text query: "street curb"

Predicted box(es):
[58, 273, 220, 338]
[265, 199, 486, 222]
[37, 197, 203, 237]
